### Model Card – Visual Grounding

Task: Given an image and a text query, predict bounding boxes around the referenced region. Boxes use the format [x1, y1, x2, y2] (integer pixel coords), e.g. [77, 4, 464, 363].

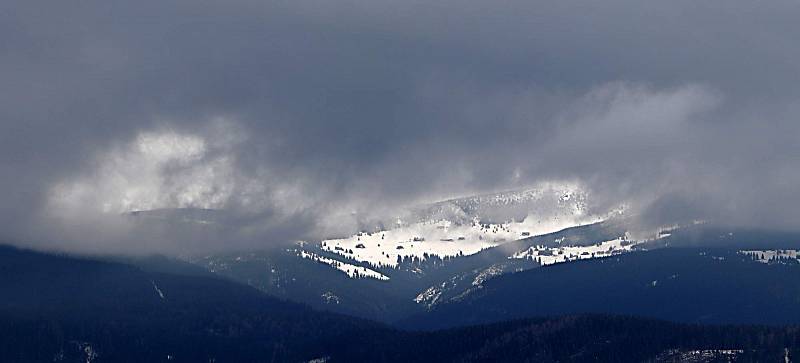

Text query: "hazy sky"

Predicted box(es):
[3, 0, 800, 254]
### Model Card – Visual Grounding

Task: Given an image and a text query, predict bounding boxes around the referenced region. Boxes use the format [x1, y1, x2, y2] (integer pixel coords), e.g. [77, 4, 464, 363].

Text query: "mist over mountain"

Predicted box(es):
[2, 0, 800, 255]
[3, 0, 800, 361]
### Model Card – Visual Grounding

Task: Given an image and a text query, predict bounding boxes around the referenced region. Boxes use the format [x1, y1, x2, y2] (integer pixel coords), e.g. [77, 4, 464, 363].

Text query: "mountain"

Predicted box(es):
[405, 184, 591, 226]
[4, 230, 800, 361]
[3, 251, 800, 363]
[124, 189, 800, 333]
[400, 247, 800, 330]
[185, 186, 633, 322]
[345, 315, 800, 362]
[188, 218, 630, 322]
[319, 184, 603, 270]
[0, 244, 387, 362]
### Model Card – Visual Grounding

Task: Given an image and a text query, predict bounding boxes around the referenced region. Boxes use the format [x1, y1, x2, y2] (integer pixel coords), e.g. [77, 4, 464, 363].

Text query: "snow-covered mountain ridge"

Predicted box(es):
[318, 184, 604, 270]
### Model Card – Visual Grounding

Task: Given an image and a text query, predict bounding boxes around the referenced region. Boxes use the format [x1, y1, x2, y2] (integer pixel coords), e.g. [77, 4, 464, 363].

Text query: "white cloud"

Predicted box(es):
[48, 125, 240, 215]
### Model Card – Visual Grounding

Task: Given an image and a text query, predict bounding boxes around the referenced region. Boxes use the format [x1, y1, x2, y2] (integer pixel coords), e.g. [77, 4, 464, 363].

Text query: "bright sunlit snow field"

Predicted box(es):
[294, 185, 628, 279]
[510, 237, 638, 265]
[320, 215, 601, 269]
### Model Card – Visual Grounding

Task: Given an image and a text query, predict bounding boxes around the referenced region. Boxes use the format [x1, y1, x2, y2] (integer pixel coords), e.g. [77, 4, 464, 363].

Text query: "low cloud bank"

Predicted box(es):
[2, 0, 800, 254]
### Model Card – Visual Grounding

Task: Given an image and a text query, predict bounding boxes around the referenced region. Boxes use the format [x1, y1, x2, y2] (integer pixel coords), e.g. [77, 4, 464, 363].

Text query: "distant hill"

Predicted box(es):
[0, 244, 384, 362]
[400, 248, 800, 330]
[2, 245, 800, 362]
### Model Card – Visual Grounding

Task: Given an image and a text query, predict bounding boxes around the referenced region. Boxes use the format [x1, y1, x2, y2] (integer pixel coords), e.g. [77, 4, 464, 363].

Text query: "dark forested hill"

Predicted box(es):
[0, 244, 388, 362]
[3, 244, 800, 362]
[401, 248, 800, 330]
[345, 315, 800, 362]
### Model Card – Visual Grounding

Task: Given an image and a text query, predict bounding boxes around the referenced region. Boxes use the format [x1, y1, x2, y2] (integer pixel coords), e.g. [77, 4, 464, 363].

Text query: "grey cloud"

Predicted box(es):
[2, 0, 800, 254]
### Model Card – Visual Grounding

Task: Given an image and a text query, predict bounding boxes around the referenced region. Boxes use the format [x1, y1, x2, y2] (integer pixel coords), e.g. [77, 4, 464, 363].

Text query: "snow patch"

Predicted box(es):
[321, 291, 341, 304]
[740, 249, 800, 264]
[321, 216, 600, 269]
[298, 250, 389, 281]
[510, 237, 640, 266]
[414, 283, 445, 308]
[72, 341, 98, 363]
[151, 280, 165, 300]
[472, 265, 503, 286]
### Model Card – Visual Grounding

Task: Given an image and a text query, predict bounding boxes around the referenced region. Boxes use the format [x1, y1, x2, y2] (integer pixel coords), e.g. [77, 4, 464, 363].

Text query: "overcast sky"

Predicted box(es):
[3, 0, 800, 254]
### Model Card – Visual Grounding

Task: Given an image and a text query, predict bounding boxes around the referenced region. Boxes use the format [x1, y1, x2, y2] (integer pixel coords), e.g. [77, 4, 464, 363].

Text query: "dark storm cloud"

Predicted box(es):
[2, 0, 800, 253]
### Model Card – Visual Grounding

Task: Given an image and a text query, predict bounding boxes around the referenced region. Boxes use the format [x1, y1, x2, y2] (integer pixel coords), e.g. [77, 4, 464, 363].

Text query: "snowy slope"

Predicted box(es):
[739, 249, 800, 264]
[510, 237, 640, 266]
[319, 184, 603, 269]
[409, 183, 588, 225]
[298, 250, 389, 281]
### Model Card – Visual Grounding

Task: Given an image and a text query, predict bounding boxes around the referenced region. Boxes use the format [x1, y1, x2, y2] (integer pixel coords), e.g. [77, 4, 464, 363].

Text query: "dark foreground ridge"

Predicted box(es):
[1, 244, 800, 362]
[401, 247, 800, 330]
